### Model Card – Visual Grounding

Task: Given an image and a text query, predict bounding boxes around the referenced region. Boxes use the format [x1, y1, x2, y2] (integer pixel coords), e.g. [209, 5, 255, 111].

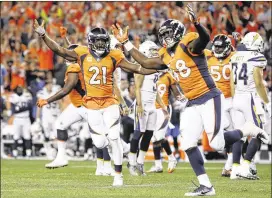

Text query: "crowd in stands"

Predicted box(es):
[1, 1, 271, 101]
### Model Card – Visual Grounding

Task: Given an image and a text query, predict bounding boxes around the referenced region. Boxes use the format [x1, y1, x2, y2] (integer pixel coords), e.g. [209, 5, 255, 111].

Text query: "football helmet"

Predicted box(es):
[241, 32, 264, 53]
[139, 40, 159, 58]
[158, 19, 186, 48]
[87, 27, 110, 56]
[212, 34, 232, 59]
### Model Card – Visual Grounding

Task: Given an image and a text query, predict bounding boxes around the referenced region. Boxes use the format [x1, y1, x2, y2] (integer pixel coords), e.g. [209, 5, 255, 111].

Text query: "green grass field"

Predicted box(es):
[1, 160, 271, 198]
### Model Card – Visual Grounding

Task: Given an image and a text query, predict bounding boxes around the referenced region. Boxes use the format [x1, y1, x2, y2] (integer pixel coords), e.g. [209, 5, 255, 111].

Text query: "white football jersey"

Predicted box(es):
[9, 92, 32, 117]
[141, 73, 159, 104]
[37, 85, 61, 117]
[231, 51, 267, 94]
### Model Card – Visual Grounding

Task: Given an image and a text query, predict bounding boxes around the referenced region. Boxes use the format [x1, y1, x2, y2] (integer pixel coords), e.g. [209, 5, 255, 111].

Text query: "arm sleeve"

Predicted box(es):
[190, 24, 210, 53]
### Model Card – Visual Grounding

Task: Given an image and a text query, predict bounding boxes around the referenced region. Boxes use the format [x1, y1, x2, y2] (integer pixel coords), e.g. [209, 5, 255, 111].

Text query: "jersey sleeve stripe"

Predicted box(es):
[248, 56, 266, 62]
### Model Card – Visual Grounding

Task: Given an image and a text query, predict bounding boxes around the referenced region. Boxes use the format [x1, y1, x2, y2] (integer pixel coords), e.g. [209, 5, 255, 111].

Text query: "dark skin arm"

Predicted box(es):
[42, 34, 77, 62]
[46, 73, 78, 103]
[122, 49, 168, 70]
[33, 20, 77, 62]
[119, 59, 159, 74]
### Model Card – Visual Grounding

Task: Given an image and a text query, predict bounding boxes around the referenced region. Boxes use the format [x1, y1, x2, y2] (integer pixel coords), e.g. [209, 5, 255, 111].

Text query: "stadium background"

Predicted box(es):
[0, 1, 271, 160]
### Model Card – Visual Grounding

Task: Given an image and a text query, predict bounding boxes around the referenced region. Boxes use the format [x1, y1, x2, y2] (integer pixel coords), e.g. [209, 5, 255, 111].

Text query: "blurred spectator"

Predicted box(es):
[0, 1, 271, 111]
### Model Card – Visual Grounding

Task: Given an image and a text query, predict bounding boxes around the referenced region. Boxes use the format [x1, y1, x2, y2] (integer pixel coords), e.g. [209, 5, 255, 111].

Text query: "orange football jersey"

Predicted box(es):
[155, 71, 177, 109]
[205, 50, 235, 98]
[74, 46, 125, 109]
[64, 63, 85, 107]
[159, 32, 220, 105]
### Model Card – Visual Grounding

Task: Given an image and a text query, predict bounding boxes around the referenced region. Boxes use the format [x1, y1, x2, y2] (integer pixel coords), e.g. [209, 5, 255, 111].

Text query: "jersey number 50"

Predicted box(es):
[210, 64, 231, 81]
[89, 66, 107, 85]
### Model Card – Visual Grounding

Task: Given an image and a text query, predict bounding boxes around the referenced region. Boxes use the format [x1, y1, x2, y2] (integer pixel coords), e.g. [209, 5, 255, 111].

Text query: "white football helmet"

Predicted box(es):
[241, 32, 264, 53]
[139, 40, 159, 58]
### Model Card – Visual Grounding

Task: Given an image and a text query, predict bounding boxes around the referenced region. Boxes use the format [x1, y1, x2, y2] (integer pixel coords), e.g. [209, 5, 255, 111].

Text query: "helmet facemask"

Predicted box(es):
[88, 31, 110, 57]
[158, 19, 186, 49]
[212, 36, 231, 59]
[159, 28, 178, 48]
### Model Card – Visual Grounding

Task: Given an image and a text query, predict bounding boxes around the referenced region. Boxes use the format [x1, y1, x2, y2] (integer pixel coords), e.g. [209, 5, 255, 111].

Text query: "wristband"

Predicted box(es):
[124, 41, 134, 52]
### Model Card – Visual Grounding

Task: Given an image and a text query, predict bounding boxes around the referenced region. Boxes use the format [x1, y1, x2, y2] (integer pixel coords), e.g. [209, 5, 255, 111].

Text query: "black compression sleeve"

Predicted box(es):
[190, 23, 210, 54]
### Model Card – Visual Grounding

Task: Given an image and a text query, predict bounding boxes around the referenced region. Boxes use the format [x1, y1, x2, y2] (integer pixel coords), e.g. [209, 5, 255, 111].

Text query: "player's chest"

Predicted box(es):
[161, 47, 197, 79]
[208, 58, 232, 82]
[82, 55, 115, 77]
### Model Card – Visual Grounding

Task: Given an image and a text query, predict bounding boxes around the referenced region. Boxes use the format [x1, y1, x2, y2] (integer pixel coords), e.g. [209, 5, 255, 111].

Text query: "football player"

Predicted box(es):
[112, 4, 269, 196]
[36, 80, 62, 159]
[230, 32, 270, 180]
[34, 20, 157, 186]
[148, 69, 182, 173]
[205, 34, 236, 177]
[6, 86, 33, 158]
[128, 41, 169, 176]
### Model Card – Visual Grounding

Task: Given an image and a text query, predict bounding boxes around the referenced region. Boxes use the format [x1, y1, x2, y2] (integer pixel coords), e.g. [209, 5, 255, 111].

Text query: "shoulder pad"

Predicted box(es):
[180, 32, 199, 46]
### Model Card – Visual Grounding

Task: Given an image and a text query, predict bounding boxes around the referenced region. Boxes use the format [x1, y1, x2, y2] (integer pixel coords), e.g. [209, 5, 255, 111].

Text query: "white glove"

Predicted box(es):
[33, 19, 45, 37]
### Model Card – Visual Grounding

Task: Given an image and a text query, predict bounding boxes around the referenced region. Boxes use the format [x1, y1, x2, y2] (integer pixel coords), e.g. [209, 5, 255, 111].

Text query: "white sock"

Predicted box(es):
[26, 149, 31, 157]
[137, 150, 146, 164]
[96, 159, 104, 170]
[197, 174, 212, 188]
[224, 153, 233, 170]
[13, 150, 18, 157]
[168, 153, 175, 161]
[155, 160, 162, 168]
[104, 160, 112, 170]
[57, 141, 66, 157]
[128, 152, 137, 166]
[87, 148, 93, 156]
[109, 138, 123, 166]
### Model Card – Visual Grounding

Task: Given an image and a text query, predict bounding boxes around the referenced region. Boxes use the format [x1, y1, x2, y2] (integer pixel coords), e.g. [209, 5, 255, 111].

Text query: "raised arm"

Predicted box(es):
[119, 59, 159, 75]
[186, 5, 210, 54]
[37, 73, 79, 107]
[111, 25, 167, 70]
[33, 20, 77, 62]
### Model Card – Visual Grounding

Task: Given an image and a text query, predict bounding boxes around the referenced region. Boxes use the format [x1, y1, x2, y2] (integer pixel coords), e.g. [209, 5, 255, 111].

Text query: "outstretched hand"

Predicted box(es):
[36, 99, 48, 108]
[111, 23, 129, 44]
[33, 19, 46, 37]
[186, 4, 198, 24]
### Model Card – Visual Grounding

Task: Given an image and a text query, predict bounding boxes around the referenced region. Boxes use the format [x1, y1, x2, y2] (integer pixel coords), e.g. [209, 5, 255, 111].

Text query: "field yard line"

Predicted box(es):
[1, 183, 166, 192]
[69, 165, 222, 170]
